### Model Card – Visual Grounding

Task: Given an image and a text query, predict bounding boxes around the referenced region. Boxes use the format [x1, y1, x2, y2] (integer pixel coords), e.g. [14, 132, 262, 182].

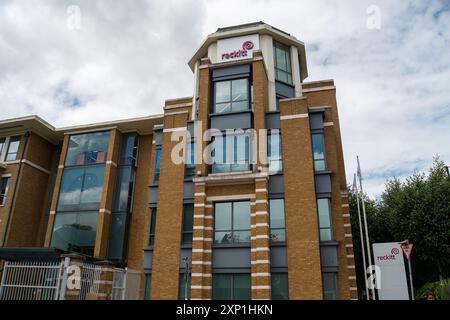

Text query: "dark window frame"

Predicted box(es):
[211, 132, 252, 174]
[0, 176, 11, 206]
[213, 201, 251, 245]
[274, 41, 293, 85]
[148, 208, 157, 246]
[267, 129, 283, 174]
[213, 77, 251, 114]
[312, 132, 327, 171]
[182, 204, 194, 244]
[153, 146, 162, 183]
[5, 136, 21, 162]
[317, 198, 333, 241]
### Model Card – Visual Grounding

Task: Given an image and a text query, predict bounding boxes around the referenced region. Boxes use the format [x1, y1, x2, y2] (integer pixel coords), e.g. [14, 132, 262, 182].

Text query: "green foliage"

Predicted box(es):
[348, 156, 450, 296]
[416, 279, 450, 300]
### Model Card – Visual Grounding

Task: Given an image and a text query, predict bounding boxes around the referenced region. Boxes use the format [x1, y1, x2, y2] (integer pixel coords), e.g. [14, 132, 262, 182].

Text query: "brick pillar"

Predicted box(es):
[94, 128, 121, 259]
[196, 58, 211, 176]
[44, 134, 70, 247]
[251, 177, 271, 299]
[190, 182, 212, 299]
[280, 97, 323, 299]
[151, 112, 188, 299]
[341, 192, 358, 299]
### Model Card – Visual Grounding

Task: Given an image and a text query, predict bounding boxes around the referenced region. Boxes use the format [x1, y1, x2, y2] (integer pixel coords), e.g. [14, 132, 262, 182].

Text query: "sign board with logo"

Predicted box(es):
[373, 242, 409, 300]
[217, 34, 259, 63]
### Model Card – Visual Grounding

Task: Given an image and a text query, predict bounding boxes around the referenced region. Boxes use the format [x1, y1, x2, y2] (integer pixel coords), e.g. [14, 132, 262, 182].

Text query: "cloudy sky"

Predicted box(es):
[1, 0, 449, 197]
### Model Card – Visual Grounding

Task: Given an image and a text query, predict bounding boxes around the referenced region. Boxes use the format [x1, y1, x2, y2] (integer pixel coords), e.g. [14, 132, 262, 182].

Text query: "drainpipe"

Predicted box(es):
[1, 131, 30, 247]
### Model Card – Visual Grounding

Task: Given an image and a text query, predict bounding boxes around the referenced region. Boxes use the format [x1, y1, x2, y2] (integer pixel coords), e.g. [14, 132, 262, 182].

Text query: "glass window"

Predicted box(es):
[214, 201, 250, 244]
[317, 198, 332, 241]
[149, 208, 157, 246]
[0, 138, 5, 159]
[5, 136, 21, 161]
[271, 273, 289, 300]
[51, 211, 99, 256]
[185, 140, 196, 178]
[269, 199, 286, 242]
[113, 166, 134, 212]
[107, 214, 127, 260]
[65, 131, 110, 166]
[267, 130, 282, 173]
[57, 165, 105, 212]
[212, 274, 251, 300]
[179, 273, 191, 300]
[214, 79, 249, 113]
[0, 176, 11, 206]
[182, 204, 193, 244]
[312, 133, 326, 171]
[212, 134, 251, 173]
[153, 147, 162, 183]
[144, 274, 152, 300]
[119, 133, 138, 166]
[274, 41, 292, 85]
[323, 273, 338, 300]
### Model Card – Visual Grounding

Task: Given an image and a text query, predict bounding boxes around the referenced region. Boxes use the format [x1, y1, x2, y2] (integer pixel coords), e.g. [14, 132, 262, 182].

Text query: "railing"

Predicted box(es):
[0, 258, 141, 300]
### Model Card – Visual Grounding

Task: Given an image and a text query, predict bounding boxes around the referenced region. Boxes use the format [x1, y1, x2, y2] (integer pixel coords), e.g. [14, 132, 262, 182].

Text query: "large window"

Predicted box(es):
[108, 134, 138, 261]
[214, 201, 250, 244]
[212, 133, 251, 173]
[214, 79, 249, 113]
[144, 274, 152, 300]
[179, 273, 191, 300]
[57, 165, 105, 211]
[274, 41, 292, 85]
[185, 140, 196, 178]
[271, 273, 289, 300]
[317, 198, 332, 241]
[65, 131, 110, 166]
[149, 208, 157, 246]
[5, 136, 21, 161]
[323, 273, 338, 300]
[267, 130, 282, 173]
[182, 204, 193, 244]
[212, 274, 251, 300]
[0, 176, 11, 206]
[52, 131, 110, 256]
[107, 214, 128, 260]
[153, 147, 162, 183]
[312, 133, 326, 171]
[269, 199, 286, 242]
[50, 211, 99, 256]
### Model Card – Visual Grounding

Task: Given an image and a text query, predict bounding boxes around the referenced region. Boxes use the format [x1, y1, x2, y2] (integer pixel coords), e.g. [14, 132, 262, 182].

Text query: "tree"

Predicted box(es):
[349, 156, 450, 295]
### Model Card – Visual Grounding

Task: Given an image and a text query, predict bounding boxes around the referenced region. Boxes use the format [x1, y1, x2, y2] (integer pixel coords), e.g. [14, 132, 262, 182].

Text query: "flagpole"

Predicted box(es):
[354, 173, 369, 300]
[357, 156, 376, 300]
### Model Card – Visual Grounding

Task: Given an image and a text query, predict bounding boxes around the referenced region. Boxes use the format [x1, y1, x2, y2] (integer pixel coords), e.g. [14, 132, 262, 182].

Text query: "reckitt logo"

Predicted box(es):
[377, 247, 399, 261]
[221, 41, 254, 60]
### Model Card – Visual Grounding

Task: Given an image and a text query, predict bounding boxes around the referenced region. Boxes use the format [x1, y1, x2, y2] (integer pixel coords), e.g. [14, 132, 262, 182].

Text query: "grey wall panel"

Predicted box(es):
[270, 246, 288, 268]
[266, 112, 281, 129]
[183, 182, 195, 200]
[315, 174, 332, 194]
[212, 247, 251, 269]
[143, 249, 153, 271]
[268, 174, 284, 195]
[149, 185, 158, 205]
[210, 111, 252, 131]
[275, 81, 295, 98]
[212, 64, 251, 81]
[310, 113, 324, 131]
[320, 244, 338, 267]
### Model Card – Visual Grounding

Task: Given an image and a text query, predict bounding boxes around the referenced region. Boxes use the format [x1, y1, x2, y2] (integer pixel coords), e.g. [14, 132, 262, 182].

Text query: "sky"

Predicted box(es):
[0, 0, 449, 197]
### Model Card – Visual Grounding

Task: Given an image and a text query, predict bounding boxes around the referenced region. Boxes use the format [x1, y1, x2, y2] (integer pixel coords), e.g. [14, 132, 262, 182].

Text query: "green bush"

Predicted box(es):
[416, 279, 450, 300]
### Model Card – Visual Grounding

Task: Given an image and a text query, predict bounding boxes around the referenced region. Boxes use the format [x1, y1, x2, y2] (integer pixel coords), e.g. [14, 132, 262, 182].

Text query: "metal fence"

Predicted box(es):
[0, 260, 63, 300]
[112, 268, 141, 300]
[0, 258, 141, 300]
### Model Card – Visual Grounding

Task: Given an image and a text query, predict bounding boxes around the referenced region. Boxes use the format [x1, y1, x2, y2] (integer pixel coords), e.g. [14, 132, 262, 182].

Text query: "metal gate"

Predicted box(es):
[0, 259, 141, 300]
[0, 260, 63, 300]
[112, 268, 141, 300]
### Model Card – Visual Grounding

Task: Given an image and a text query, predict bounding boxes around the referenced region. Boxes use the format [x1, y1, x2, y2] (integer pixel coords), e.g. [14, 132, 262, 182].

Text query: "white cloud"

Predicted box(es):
[0, 0, 449, 197]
